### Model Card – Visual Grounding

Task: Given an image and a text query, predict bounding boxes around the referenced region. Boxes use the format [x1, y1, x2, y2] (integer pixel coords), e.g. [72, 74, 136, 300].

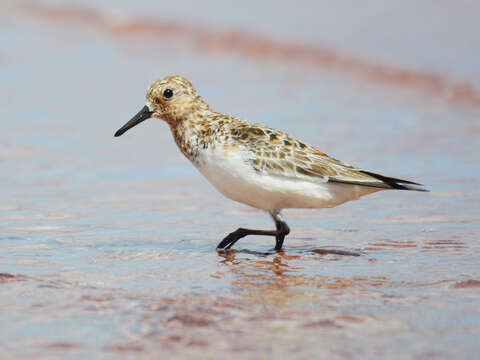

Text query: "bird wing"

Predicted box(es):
[228, 123, 426, 191]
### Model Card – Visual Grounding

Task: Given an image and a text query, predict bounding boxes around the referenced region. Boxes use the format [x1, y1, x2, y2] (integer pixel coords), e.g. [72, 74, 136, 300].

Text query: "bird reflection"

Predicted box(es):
[216, 247, 365, 294]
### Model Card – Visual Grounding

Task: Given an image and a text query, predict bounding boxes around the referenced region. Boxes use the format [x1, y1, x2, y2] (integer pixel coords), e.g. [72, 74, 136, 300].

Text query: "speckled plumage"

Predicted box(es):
[115, 75, 426, 250]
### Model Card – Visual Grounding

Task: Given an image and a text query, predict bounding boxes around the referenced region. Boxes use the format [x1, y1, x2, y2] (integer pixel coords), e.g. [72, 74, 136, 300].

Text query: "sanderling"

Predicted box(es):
[115, 75, 427, 251]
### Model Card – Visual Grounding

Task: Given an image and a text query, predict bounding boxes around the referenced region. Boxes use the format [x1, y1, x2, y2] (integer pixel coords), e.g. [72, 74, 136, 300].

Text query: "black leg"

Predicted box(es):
[273, 218, 290, 251]
[216, 210, 290, 250]
[216, 228, 278, 249]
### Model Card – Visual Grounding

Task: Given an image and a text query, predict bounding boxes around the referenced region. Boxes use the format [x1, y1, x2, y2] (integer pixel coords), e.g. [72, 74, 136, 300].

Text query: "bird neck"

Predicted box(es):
[167, 107, 217, 163]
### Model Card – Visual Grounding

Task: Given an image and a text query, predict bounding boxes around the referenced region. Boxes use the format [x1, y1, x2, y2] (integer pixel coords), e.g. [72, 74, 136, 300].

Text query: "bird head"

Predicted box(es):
[114, 75, 208, 137]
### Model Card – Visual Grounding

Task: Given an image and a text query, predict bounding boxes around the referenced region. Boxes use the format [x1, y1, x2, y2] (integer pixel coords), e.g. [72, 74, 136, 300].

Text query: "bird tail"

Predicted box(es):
[360, 171, 429, 192]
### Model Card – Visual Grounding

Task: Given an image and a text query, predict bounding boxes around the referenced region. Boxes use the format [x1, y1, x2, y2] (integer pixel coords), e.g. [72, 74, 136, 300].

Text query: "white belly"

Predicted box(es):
[194, 148, 381, 212]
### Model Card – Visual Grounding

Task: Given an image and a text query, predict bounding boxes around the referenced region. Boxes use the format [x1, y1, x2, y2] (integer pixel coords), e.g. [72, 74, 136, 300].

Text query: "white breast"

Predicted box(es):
[194, 147, 381, 212]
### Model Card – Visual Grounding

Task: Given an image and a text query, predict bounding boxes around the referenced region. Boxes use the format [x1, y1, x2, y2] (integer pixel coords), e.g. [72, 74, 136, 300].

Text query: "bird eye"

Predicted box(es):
[163, 88, 173, 99]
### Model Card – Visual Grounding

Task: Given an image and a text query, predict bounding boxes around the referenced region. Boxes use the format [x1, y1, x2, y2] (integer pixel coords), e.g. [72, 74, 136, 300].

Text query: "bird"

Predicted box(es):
[114, 75, 427, 251]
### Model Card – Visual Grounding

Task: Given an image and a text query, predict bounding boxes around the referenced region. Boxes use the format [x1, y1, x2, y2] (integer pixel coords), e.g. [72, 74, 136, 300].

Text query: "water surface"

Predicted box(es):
[1, 1, 479, 359]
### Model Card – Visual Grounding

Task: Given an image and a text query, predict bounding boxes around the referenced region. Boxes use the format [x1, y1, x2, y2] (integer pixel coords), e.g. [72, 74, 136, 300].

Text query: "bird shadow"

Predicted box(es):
[217, 247, 362, 258]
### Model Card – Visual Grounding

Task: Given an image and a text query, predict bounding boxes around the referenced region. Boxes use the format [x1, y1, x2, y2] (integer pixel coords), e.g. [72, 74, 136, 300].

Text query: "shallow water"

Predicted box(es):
[1, 1, 480, 359]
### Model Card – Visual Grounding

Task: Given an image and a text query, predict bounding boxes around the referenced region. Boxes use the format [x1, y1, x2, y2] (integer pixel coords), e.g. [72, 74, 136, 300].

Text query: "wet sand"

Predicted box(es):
[1, 1, 479, 359]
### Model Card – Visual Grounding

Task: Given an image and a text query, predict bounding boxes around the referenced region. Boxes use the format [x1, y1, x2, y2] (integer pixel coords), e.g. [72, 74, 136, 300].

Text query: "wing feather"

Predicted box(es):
[229, 123, 427, 192]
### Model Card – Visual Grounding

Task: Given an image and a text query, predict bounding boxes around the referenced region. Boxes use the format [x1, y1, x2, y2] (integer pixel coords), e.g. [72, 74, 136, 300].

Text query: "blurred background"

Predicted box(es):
[1, 0, 479, 359]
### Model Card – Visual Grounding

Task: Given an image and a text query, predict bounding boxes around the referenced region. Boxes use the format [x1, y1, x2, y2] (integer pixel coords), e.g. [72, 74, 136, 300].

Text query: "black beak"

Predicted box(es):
[114, 105, 153, 137]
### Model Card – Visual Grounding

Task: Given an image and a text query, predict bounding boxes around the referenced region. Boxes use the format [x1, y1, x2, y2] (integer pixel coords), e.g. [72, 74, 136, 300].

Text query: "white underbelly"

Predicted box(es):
[194, 148, 381, 212]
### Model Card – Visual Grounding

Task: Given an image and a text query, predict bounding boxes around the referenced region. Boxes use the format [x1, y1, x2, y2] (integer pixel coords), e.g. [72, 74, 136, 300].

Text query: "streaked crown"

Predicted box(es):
[146, 75, 209, 123]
